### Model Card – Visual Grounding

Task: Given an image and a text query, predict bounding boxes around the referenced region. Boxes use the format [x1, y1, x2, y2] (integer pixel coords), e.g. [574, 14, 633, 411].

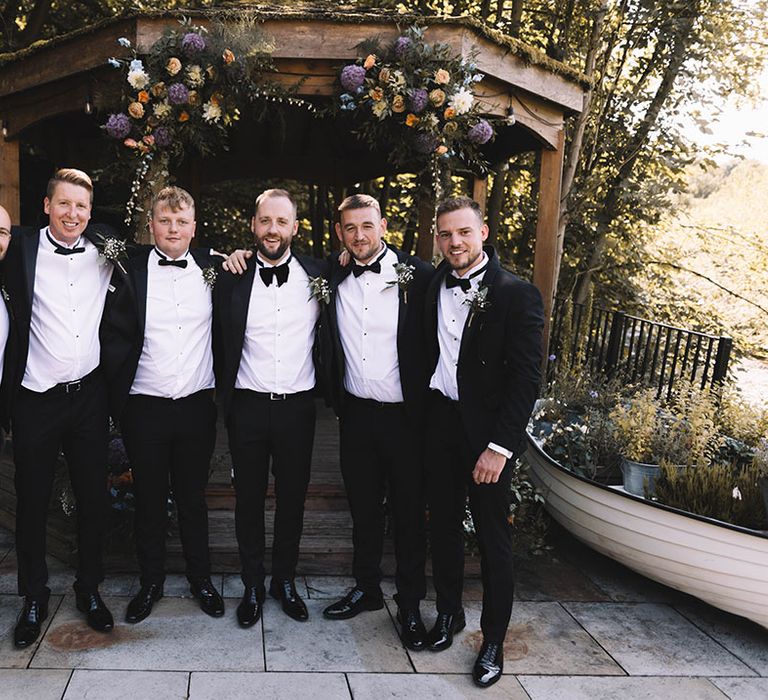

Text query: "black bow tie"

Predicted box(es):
[158, 258, 188, 268]
[48, 231, 84, 255]
[445, 275, 471, 292]
[259, 260, 290, 287]
[352, 260, 381, 277]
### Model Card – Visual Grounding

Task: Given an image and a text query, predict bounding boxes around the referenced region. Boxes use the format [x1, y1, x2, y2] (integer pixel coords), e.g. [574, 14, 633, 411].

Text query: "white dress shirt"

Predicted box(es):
[336, 245, 403, 403]
[22, 228, 112, 392]
[235, 250, 320, 394]
[429, 253, 512, 458]
[130, 248, 215, 399]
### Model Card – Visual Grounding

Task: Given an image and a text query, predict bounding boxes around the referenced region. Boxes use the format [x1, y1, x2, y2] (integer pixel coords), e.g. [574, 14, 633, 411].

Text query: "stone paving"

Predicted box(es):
[1, 526, 767, 699]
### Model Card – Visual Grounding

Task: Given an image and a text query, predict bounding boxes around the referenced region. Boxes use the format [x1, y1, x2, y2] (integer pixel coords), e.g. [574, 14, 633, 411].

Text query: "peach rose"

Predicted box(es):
[391, 95, 406, 113]
[436, 145, 448, 155]
[222, 49, 235, 64]
[429, 89, 446, 107]
[128, 101, 144, 119]
[434, 68, 450, 85]
[178, 111, 190, 122]
[151, 82, 166, 97]
[379, 67, 391, 83]
[405, 113, 420, 127]
[166, 57, 182, 76]
[443, 107, 456, 120]
[369, 87, 384, 102]
[363, 54, 376, 70]
[123, 138, 138, 148]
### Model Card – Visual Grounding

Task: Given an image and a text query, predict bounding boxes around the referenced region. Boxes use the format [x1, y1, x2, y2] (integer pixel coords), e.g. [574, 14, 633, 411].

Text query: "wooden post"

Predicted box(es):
[532, 130, 565, 368]
[472, 176, 488, 213]
[415, 193, 436, 262]
[0, 138, 21, 223]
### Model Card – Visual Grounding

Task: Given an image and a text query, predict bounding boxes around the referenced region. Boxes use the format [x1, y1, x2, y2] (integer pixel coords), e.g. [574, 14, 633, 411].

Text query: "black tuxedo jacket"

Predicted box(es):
[427, 246, 544, 459]
[327, 244, 435, 423]
[214, 252, 332, 417]
[99, 245, 220, 420]
[0, 277, 16, 430]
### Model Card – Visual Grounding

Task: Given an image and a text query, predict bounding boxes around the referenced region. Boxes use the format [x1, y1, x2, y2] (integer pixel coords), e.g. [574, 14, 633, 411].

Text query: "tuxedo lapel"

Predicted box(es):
[133, 249, 150, 336]
[231, 264, 256, 351]
[426, 263, 448, 369]
[458, 248, 499, 365]
[22, 228, 39, 312]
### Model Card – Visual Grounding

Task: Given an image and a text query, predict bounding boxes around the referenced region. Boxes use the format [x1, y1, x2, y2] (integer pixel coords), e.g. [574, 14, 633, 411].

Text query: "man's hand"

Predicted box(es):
[223, 248, 253, 274]
[472, 448, 507, 485]
[338, 248, 350, 267]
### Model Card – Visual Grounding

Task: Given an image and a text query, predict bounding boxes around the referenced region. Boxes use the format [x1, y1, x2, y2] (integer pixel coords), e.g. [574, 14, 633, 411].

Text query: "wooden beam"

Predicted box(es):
[472, 176, 488, 214]
[415, 194, 436, 262]
[532, 129, 565, 364]
[0, 138, 20, 223]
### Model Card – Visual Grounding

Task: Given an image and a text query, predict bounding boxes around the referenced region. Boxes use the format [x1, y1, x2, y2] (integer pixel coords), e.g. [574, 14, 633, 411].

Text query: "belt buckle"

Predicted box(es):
[64, 379, 82, 394]
[270, 392, 287, 401]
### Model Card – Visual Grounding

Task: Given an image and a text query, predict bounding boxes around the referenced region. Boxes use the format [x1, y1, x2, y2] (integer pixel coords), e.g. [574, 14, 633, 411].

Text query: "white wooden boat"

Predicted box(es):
[525, 432, 768, 630]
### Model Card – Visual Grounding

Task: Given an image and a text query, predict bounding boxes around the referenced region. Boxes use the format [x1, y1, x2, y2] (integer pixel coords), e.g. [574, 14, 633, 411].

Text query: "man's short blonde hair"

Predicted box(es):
[152, 186, 195, 216]
[46, 168, 93, 203]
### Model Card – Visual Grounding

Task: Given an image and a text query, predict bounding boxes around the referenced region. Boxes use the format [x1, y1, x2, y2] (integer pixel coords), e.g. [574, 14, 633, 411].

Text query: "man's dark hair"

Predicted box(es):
[435, 196, 484, 226]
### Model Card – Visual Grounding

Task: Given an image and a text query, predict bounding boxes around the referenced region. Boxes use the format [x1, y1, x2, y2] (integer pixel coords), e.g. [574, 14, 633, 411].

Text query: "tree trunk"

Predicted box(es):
[16, 0, 52, 47]
[486, 161, 509, 247]
[509, 0, 525, 38]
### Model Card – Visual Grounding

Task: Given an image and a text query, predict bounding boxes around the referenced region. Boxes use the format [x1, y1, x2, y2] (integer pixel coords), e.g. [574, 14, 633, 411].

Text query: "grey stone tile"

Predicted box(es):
[64, 669, 189, 699]
[190, 671, 350, 699]
[0, 594, 63, 669]
[514, 555, 611, 602]
[0, 527, 14, 548]
[222, 574, 308, 599]
[675, 601, 768, 675]
[263, 598, 411, 672]
[304, 575, 396, 599]
[710, 678, 768, 700]
[99, 575, 138, 596]
[0, 669, 71, 699]
[565, 602, 756, 676]
[518, 676, 729, 700]
[159, 574, 224, 597]
[32, 595, 263, 671]
[0, 550, 74, 595]
[348, 673, 528, 699]
[411, 601, 622, 676]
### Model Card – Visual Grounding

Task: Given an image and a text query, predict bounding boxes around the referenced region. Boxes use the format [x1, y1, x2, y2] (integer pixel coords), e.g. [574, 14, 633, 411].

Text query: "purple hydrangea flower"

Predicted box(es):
[153, 127, 173, 148]
[105, 113, 131, 139]
[467, 119, 493, 145]
[413, 132, 438, 154]
[167, 82, 190, 105]
[409, 88, 428, 114]
[181, 32, 206, 57]
[394, 36, 412, 57]
[340, 64, 367, 92]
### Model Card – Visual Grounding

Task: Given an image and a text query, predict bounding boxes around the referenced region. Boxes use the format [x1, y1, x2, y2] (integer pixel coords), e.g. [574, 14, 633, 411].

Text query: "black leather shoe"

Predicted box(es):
[427, 608, 466, 651]
[269, 579, 308, 621]
[473, 641, 504, 688]
[396, 607, 428, 651]
[75, 591, 114, 632]
[190, 578, 225, 618]
[322, 587, 383, 620]
[14, 598, 48, 648]
[236, 586, 263, 628]
[125, 583, 164, 623]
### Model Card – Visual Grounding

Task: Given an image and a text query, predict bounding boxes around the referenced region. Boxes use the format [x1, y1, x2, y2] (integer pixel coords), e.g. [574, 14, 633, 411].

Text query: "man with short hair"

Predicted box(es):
[424, 196, 544, 688]
[0, 205, 13, 430]
[216, 188, 330, 626]
[101, 186, 224, 623]
[3, 169, 122, 646]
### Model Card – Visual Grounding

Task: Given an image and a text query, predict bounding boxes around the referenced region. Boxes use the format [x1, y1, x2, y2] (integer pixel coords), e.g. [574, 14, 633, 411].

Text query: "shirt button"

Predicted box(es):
[364, 307, 368, 311]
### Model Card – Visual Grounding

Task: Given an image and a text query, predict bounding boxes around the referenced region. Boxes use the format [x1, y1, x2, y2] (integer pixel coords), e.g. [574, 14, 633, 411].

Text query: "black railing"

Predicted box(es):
[549, 299, 732, 398]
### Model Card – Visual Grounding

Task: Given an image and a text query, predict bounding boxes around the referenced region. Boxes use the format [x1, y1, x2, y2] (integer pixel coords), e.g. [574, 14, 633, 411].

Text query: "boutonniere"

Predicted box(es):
[308, 275, 331, 304]
[464, 284, 490, 327]
[1, 285, 10, 303]
[201, 266, 218, 289]
[386, 262, 416, 303]
[91, 232, 129, 275]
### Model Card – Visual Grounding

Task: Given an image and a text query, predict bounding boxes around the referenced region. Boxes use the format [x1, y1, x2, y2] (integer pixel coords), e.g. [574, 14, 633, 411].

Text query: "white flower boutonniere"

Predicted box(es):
[386, 262, 416, 303]
[94, 235, 129, 275]
[201, 266, 218, 289]
[464, 284, 490, 327]
[308, 276, 331, 304]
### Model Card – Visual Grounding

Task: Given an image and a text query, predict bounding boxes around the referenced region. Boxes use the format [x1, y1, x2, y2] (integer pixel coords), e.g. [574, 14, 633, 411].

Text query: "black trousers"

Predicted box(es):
[12, 376, 109, 599]
[121, 390, 216, 586]
[227, 390, 315, 591]
[339, 394, 426, 608]
[425, 392, 515, 643]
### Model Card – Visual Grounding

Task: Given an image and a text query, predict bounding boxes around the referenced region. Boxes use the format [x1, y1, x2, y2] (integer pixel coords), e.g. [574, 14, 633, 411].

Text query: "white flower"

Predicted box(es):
[371, 99, 390, 119]
[472, 73, 484, 82]
[202, 101, 222, 122]
[186, 64, 205, 88]
[107, 57, 121, 68]
[732, 486, 743, 501]
[449, 87, 474, 115]
[391, 70, 406, 89]
[129, 59, 145, 72]
[422, 113, 438, 128]
[153, 101, 172, 120]
[117, 37, 131, 48]
[127, 68, 150, 90]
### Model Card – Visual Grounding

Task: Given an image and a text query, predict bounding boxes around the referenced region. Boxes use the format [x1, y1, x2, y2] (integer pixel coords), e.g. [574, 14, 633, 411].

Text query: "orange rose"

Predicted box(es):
[137, 90, 150, 104]
[405, 113, 420, 127]
[443, 107, 456, 119]
[436, 145, 448, 155]
[369, 87, 384, 102]
[363, 54, 376, 70]
[178, 111, 190, 122]
[391, 95, 406, 113]
[127, 101, 144, 119]
[123, 138, 138, 148]
[222, 48, 235, 64]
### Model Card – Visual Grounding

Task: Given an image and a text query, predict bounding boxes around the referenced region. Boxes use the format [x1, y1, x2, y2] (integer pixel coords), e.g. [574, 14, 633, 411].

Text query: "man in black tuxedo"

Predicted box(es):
[3, 169, 120, 647]
[425, 196, 543, 688]
[321, 194, 432, 652]
[0, 205, 12, 433]
[100, 186, 224, 623]
[216, 188, 330, 626]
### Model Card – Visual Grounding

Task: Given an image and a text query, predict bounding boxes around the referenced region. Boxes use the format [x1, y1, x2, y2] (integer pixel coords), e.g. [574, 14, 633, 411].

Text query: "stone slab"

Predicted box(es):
[709, 677, 768, 700]
[64, 669, 189, 699]
[222, 574, 309, 599]
[31, 595, 264, 671]
[0, 669, 71, 700]
[189, 671, 350, 699]
[347, 672, 528, 699]
[518, 676, 729, 699]
[514, 555, 610, 602]
[263, 598, 411, 672]
[565, 602, 756, 676]
[0, 550, 74, 595]
[0, 594, 62, 669]
[156, 574, 225, 597]
[411, 601, 622, 676]
[304, 575, 397, 600]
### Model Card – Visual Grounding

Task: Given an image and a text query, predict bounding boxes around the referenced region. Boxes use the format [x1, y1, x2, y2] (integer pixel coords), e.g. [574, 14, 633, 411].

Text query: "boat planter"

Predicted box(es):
[525, 430, 768, 630]
[620, 457, 661, 496]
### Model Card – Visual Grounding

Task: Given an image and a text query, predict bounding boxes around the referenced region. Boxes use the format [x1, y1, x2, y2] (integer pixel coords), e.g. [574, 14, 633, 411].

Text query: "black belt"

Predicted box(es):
[45, 367, 100, 395]
[237, 388, 313, 402]
[430, 389, 460, 409]
[345, 392, 403, 409]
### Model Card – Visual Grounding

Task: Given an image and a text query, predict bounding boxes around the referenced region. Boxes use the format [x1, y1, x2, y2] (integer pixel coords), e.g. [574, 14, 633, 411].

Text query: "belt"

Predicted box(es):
[237, 388, 313, 402]
[45, 367, 100, 395]
[345, 392, 404, 409]
[430, 389, 460, 408]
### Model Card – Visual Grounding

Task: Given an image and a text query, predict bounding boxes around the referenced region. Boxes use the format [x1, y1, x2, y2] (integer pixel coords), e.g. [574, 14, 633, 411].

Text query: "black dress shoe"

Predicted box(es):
[322, 587, 383, 620]
[14, 598, 49, 648]
[269, 579, 308, 621]
[427, 608, 466, 651]
[237, 586, 263, 628]
[125, 583, 164, 624]
[396, 607, 428, 651]
[75, 591, 114, 632]
[473, 641, 504, 688]
[190, 578, 225, 618]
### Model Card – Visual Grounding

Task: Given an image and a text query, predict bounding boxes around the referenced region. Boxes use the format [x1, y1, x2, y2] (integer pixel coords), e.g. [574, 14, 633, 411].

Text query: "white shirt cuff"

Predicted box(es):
[488, 442, 513, 459]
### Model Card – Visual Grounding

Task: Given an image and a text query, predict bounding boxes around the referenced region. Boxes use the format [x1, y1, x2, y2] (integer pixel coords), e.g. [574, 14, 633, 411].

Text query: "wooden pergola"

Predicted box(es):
[0, 6, 587, 350]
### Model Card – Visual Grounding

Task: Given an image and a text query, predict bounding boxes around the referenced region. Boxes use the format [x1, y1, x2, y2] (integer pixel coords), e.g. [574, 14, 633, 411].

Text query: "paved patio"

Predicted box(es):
[1, 525, 767, 699]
